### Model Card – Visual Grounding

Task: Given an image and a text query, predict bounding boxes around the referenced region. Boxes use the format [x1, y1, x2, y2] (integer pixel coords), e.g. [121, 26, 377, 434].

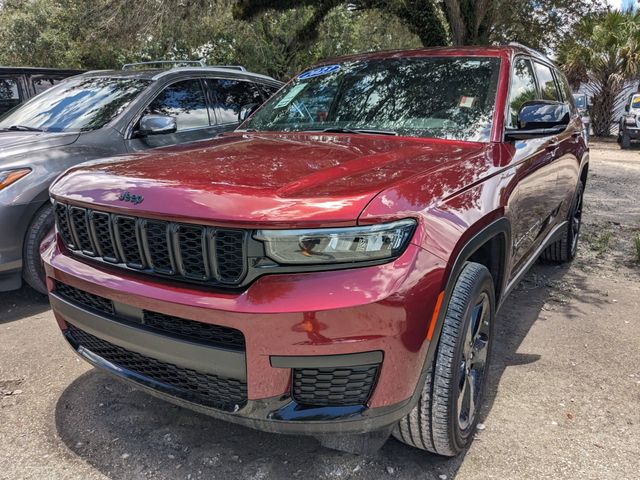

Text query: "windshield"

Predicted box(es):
[631, 95, 640, 110]
[0, 76, 151, 133]
[244, 56, 501, 142]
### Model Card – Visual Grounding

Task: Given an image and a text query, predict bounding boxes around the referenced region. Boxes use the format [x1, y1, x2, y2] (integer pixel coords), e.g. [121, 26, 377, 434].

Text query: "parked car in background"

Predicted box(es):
[0, 67, 83, 116]
[44, 45, 587, 456]
[618, 92, 640, 148]
[0, 60, 282, 294]
[573, 93, 590, 142]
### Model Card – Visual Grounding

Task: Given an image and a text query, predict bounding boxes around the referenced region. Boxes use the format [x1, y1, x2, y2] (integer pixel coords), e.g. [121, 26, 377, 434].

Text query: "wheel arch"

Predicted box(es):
[399, 216, 512, 425]
[425, 217, 511, 367]
[579, 159, 589, 188]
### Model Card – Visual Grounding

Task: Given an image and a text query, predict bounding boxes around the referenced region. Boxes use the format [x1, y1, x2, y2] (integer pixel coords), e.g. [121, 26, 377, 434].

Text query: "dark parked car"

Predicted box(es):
[44, 45, 587, 456]
[0, 61, 282, 293]
[618, 92, 640, 148]
[0, 67, 83, 116]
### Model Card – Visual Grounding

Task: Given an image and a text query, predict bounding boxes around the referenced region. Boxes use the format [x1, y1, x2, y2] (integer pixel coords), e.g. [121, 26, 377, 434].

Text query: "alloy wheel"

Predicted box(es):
[457, 292, 490, 432]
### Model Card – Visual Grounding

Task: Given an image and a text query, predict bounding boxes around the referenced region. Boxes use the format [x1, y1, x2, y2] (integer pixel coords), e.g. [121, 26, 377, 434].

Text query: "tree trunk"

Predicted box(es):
[589, 73, 624, 137]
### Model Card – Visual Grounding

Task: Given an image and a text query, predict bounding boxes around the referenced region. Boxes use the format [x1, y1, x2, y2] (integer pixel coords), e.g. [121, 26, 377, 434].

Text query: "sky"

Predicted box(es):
[607, 0, 637, 10]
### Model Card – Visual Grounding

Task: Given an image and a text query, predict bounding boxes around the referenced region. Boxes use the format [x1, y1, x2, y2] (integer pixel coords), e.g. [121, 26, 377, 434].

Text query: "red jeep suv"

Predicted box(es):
[43, 45, 587, 456]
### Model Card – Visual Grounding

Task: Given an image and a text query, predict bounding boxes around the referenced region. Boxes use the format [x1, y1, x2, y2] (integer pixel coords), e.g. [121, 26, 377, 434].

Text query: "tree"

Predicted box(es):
[0, 0, 420, 79]
[557, 10, 640, 136]
[234, 0, 605, 52]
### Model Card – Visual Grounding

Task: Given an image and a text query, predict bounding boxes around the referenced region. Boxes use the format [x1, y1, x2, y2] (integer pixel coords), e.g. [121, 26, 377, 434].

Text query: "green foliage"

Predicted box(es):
[0, 0, 420, 79]
[557, 10, 640, 136]
[235, 0, 605, 51]
[0, 0, 606, 80]
[634, 234, 640, 261]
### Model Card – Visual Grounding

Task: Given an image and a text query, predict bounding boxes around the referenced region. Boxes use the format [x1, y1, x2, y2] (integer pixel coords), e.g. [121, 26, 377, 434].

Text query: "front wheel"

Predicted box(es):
[393, 262, 495, 456]
[22, 204, 54, 294]
[621, 132, 631, 149]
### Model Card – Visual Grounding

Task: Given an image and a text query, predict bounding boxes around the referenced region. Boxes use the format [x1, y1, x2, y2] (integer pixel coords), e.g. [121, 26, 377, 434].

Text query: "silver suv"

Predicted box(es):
[0, 61, 282, 293]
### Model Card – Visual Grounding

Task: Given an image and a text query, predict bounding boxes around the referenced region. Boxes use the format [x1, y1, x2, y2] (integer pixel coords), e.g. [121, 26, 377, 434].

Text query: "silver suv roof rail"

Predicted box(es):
[206, 65, 247, 72]
[122, 60, 207, 70]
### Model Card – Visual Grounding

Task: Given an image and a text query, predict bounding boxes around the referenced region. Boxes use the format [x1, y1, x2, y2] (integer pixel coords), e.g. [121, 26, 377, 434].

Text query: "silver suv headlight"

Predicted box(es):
[254, 219, 416, 265]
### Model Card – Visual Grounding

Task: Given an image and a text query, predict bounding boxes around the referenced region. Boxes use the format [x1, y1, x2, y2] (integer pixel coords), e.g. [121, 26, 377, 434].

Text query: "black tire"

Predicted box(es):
[22, 203, 54, 294]
[393, 262, 495, 456]
[621, 132, 631, 149]
[541, 181, 584, 263]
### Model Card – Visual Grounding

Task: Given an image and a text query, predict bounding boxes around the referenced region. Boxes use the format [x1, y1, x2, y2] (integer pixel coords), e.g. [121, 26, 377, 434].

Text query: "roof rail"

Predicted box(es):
[122, 60, 207, 70]
[206, 65, 247, 72]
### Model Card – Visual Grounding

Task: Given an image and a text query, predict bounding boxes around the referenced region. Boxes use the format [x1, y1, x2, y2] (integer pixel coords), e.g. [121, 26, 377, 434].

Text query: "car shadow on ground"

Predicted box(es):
[0, 285, 50, 325]
[53, 261, 604, 480]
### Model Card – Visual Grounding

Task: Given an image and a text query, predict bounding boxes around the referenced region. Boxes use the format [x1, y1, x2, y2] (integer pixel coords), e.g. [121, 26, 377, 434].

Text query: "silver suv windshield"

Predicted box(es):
[244, 56, 501, 142]
[0, 76, 150, 133]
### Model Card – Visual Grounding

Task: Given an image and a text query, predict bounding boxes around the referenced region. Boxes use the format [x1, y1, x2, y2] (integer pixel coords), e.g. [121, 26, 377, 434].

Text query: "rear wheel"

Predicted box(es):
[22, 204, 54, 294]
[393, 262, 495, 456]
[541, 181, 583, 263]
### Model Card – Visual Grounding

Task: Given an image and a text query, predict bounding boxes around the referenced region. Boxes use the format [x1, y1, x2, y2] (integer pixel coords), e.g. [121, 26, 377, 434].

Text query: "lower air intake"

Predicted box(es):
[66, 324, 247, 412]
[292, 365, 379, 407]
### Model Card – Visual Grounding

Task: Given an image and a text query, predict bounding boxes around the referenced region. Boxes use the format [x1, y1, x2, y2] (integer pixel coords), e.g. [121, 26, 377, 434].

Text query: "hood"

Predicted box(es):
[0, 131, 80, 163]
[50, 132, 488, 227]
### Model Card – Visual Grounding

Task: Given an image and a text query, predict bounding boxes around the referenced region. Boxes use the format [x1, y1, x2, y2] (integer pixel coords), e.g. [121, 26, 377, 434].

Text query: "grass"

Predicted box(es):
[590, 231, 613, 256]
[634, 235, 640, 262]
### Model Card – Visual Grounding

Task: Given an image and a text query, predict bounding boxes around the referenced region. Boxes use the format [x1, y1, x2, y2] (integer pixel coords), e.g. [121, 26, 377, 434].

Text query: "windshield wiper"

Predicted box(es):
[316, 127, 398, 136]
[0, 125, 44, 132]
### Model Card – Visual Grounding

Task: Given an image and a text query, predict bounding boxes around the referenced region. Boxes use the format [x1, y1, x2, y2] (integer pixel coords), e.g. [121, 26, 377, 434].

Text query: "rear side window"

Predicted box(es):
[31, 76, 65, 95]
[146, 79, 210, 131]
[0, 78, 21, 116]
[534, 62, 560, 101]
[556, 71, 576, 113]
[259, 83, 281, 98]
[207, 79, 263, 124]
[0, 78, 20, 101]
[507, 59, 537, 128]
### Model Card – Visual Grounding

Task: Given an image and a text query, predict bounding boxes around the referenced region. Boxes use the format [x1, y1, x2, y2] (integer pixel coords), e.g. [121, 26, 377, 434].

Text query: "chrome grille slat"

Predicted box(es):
[53, 202, 247, 287]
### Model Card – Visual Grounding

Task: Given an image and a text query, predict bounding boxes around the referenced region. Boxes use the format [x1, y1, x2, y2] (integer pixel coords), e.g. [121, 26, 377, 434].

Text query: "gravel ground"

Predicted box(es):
[1, 140, 639, 480]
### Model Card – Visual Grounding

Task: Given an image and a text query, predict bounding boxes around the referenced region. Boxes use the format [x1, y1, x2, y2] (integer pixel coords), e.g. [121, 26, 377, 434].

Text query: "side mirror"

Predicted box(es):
[625, 104, 630, 112]
[239, 103, 260, 122]
[505, 100, 570, 140]
[138, 114, 177, 136]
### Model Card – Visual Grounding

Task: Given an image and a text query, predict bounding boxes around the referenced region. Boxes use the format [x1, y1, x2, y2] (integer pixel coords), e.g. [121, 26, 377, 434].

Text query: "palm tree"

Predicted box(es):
[558, 10, 640, 137]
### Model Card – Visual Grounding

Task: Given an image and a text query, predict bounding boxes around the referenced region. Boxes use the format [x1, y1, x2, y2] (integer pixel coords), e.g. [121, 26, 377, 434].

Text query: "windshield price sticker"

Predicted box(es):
[274, 84, 308, 109]
[298, 64, 341, 80]
[459, 96, 476, 108]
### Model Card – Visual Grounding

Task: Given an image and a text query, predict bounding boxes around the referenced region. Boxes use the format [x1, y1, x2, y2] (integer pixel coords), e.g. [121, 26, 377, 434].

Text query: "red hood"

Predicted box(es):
[50, 132, 489, 227]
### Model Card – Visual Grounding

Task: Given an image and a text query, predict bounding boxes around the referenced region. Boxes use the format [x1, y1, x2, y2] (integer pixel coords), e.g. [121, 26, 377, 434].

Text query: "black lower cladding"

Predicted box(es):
[66, 324, 248, 411]
[293, 365, 379, 407]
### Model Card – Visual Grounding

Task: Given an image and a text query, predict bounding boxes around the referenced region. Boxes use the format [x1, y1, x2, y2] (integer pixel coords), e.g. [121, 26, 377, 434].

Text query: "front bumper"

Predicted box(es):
[44, 237, 446, 435]
[623, 126, 640, 139]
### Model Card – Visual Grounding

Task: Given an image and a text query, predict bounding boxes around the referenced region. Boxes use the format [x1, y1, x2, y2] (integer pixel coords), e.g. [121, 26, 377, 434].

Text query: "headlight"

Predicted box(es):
[0, 168, 31, 191]
[254, 219, 416, 265]
[624, 115, 636, 126]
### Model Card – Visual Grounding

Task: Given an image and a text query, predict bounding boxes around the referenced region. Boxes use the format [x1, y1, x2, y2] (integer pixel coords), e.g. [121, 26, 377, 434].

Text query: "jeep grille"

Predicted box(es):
[54, 202, 247, 286]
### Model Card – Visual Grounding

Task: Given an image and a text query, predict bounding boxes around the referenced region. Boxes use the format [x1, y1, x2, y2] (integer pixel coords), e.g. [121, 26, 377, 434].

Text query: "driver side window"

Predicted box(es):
[145, 80, 210, 132]
[508, 59, 537, 128]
